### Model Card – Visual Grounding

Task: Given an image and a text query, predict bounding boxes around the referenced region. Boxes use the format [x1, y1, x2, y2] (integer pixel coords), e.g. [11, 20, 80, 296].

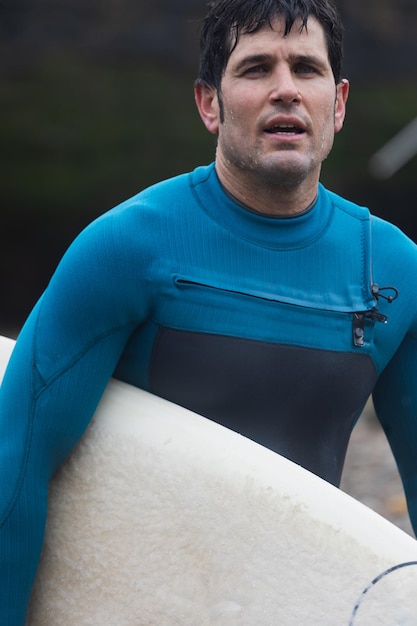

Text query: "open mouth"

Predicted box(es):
[265, 124, 305, 135]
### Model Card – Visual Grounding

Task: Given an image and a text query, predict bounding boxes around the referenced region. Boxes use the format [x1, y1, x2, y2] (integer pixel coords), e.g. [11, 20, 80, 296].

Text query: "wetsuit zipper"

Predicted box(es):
[352, 284, 398, 347]
[352, 310, 388, 347]
[175, 276, 391, 349]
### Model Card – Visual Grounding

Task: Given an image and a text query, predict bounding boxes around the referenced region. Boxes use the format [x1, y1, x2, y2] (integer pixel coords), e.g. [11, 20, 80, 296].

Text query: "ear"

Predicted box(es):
[334, 78, 349, 134]
[194, 83, 221, 135]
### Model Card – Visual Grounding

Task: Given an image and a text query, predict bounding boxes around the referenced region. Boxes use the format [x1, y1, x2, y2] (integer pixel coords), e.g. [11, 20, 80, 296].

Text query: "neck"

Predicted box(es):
[215, 162, 320, 217]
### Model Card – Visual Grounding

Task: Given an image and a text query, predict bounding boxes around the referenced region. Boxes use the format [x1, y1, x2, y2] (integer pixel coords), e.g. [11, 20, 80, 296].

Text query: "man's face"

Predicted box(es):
[196, 15, 349, 193]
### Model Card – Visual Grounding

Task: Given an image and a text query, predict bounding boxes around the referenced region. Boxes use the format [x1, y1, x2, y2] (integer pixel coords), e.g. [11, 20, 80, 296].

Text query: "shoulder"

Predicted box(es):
[322, 186, 371, 222]
[56, 165, 216, 276]
[371, 213, 417, 263]
[115, 164, 215, 215]
[68, 168, 198, 251]
[106, 170, 194, 223]
[323, 185, 417, 261]
[96, 164, 215, 232]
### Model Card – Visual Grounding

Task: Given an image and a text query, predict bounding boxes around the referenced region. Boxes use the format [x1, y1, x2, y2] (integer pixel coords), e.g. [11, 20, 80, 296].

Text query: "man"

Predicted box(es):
[1, 0, 417, 622]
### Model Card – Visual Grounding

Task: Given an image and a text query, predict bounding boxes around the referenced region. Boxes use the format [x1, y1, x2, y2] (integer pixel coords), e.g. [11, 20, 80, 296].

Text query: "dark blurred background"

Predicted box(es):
[2, 0, 417, 333]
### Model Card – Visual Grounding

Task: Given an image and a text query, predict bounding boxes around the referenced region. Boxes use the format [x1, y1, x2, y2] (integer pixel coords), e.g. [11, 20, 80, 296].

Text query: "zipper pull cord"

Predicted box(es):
[371, 283, 399, 304]
[353, 284, 399, 347]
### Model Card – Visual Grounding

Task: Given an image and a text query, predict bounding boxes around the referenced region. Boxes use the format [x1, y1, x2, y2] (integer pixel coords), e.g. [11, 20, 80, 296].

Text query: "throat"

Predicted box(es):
[219, 175, 317, 218]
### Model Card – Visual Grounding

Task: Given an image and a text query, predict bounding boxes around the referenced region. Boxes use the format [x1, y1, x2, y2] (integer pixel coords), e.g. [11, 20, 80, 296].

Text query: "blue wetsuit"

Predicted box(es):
[1, 163, 417, 623]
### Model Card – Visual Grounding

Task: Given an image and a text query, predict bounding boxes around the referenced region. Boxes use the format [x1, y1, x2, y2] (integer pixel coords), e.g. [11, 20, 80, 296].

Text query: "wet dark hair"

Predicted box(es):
[196, 0, 344, 89]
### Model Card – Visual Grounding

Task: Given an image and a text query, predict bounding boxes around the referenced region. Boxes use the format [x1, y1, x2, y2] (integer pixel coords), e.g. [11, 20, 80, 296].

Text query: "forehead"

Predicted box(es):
[227, 15, 329, 66]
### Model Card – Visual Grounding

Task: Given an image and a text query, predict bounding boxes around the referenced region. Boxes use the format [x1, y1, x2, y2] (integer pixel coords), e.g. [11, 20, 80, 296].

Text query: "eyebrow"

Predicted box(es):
[233, 53, 273, 73]
[288, 53, 328, 71]
[232, 52, 329, 73]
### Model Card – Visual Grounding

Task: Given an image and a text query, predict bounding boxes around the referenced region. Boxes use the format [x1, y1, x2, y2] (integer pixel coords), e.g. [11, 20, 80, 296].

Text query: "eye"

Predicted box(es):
[295, 63, 318, 75]
[243, 65, 268, 76]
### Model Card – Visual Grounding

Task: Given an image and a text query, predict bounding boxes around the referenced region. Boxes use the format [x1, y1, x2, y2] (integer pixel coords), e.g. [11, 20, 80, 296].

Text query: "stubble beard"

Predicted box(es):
[217, 93, 326, 194]
[230, 148, 316, 193]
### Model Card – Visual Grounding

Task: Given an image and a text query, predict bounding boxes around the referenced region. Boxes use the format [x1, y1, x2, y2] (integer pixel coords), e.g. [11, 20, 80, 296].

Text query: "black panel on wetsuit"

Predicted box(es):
[150, 327, 377, 486]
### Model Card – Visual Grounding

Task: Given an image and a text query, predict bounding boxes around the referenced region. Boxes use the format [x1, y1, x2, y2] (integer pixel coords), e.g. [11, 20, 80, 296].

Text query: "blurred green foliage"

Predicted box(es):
[1, 55, 214, 217]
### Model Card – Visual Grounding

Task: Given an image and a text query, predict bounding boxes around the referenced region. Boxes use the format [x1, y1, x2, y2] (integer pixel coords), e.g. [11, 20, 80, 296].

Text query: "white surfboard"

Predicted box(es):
[0, 335, 417, 625]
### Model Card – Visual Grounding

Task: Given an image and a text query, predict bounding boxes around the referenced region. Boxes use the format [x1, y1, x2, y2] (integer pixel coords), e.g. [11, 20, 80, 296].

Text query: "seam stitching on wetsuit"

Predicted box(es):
[331, 196, 372, 308]
[360, 212, 370, 305]
[33, 321, 138, 396]
[153, 324, 379, 365]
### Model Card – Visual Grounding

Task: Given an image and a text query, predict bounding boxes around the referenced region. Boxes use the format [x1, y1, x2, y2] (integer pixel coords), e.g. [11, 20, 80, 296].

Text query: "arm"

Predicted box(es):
[373, 333, 417, 537]
[0, 211, 149, 624]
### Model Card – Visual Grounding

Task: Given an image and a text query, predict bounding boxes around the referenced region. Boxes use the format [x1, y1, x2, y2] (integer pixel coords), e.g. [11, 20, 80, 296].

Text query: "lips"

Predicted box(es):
[264, 118, 306, 135]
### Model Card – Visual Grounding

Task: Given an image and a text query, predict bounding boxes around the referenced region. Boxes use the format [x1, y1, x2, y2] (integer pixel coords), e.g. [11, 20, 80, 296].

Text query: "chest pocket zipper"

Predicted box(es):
[174, 276, 399, 349]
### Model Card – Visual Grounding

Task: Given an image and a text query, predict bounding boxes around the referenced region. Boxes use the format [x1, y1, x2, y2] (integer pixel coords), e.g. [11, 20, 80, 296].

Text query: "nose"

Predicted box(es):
[269, 67, 300, 104]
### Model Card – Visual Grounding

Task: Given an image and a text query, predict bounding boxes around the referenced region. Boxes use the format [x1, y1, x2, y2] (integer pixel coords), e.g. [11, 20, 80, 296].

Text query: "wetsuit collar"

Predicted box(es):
[190, 163, 332, 250]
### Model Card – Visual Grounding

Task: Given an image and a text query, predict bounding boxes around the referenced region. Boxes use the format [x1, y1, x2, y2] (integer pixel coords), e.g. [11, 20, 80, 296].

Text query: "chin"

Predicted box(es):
[256, 161, 312, 188]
